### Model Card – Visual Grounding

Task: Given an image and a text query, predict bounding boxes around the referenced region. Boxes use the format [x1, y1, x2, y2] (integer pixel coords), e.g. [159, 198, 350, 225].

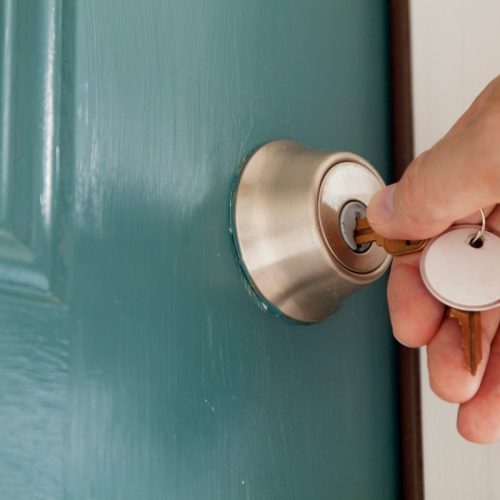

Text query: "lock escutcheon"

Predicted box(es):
[232, 140, 391, 323]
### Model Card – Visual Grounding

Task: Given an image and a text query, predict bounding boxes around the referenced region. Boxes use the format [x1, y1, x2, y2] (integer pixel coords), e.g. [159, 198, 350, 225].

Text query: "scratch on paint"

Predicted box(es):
[203, 398, 216, 413]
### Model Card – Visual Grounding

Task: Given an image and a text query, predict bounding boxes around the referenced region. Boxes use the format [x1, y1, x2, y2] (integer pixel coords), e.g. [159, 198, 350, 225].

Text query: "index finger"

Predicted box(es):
[387, 253, 445, 347]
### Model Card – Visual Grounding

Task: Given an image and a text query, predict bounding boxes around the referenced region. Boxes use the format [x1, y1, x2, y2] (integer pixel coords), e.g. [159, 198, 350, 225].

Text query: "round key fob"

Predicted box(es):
[420, 225, 500, 311]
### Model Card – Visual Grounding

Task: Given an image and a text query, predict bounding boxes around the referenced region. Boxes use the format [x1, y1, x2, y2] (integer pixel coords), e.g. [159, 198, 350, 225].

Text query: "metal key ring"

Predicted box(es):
[470, 208, 486, 244]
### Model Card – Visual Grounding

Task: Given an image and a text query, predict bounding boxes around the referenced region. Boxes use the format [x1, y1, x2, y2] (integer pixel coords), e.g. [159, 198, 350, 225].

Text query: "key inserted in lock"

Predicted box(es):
[339, 201, 371, 253]
[231, 140, 391, 323]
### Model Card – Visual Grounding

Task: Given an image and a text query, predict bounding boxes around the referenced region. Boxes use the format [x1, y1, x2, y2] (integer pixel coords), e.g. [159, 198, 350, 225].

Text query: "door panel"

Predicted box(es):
[0, 0, 399, 498]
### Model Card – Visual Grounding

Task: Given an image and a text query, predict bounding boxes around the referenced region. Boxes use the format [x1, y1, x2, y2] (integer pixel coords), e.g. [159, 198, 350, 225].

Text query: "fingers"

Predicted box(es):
[378, 76, 500, 441]
[427, 308, 500, 403]
[367, 78, 500, 240]
[387, 254, 444, 347]
[387, 225, 500, 409]
[387, 206, 500, 351]
[458, 355, 500, 444]
[457, 321, 500, 444]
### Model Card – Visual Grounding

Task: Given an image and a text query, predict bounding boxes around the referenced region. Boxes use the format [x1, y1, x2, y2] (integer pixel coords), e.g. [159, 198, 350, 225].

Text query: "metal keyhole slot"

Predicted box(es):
[339, 201, 371, 253]
[232, 140, 391, 323]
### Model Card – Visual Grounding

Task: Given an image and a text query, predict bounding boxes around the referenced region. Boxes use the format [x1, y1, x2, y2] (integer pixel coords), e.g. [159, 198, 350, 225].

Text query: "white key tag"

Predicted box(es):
[420, 225, 500, 311]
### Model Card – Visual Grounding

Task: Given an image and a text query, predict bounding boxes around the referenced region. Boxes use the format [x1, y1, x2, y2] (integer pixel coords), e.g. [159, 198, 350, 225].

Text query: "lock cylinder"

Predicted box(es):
[232, 140, 391, 323]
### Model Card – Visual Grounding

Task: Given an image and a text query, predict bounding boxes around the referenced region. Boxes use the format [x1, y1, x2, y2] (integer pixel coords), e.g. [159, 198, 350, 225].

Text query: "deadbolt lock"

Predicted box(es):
[231, 140, 391, 323]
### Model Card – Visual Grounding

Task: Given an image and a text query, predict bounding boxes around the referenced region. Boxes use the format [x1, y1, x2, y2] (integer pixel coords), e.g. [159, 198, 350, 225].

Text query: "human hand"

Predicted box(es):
[367, 76, 500, 444]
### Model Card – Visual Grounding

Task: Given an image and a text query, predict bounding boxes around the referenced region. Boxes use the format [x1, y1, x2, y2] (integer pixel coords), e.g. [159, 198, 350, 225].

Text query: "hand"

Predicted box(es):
[367, 75, 500, 444]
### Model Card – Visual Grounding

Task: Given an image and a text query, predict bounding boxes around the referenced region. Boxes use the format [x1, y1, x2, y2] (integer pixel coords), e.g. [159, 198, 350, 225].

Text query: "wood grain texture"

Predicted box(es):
[0, 0, 401, 498]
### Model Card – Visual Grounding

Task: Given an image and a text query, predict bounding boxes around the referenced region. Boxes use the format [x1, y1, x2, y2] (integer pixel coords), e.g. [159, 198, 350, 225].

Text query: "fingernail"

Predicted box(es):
[368, 183, 396, 223]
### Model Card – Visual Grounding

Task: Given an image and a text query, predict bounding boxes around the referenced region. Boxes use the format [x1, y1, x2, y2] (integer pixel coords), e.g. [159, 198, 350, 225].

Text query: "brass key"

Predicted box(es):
[355, 217, 485, 376]
[354, 217, 427, 256]
[420, 224, 497, 376]
[449, 308, 482, 375]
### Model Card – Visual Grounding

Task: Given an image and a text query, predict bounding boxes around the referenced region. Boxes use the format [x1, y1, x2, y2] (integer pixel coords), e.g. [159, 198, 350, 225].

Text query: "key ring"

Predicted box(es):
[470, 208, 486, 244]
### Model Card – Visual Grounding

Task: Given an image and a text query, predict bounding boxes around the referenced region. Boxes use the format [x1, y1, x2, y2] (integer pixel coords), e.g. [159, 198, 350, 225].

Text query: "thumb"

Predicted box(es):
[367, 108, 500, 240]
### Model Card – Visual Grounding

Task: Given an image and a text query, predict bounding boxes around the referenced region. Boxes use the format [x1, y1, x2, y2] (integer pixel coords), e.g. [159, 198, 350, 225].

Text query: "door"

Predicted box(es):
[0, 1, 400, 498]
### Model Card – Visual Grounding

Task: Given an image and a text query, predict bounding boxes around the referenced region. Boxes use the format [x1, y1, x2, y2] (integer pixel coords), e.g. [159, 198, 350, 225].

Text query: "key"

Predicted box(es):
[354, 218, 500, 375]
[420, 225, 500, 375]
[354, 217, 427, 256]
[448, 308, 482, 375]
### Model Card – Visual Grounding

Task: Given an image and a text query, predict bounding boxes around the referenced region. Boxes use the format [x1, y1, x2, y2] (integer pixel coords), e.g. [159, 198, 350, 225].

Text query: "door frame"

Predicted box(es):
[389, 2, 424, 499]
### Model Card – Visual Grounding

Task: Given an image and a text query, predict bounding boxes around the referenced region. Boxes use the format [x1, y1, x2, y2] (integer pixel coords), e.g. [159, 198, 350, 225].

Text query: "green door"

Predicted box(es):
[0, 0, 399, 498]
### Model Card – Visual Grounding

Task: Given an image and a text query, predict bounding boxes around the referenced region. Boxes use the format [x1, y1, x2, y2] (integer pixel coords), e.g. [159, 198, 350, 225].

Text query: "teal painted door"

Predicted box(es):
[0, 0, 399, 498]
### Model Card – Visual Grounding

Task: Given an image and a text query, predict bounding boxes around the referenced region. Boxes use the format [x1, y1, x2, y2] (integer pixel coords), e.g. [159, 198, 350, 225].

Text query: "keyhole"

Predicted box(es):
[339, 200, 371, 253]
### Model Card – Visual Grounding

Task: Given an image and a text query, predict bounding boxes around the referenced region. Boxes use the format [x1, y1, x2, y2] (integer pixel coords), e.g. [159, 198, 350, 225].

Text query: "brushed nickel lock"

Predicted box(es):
[232, 140, 391, 323]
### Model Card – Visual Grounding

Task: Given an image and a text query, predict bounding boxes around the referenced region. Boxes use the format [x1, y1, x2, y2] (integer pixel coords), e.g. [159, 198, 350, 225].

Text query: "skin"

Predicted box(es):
[367, 75, 500, 444]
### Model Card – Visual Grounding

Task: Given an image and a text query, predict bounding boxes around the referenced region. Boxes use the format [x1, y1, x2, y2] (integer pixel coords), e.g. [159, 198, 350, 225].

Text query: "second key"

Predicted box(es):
[420, 225, 500, 375]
